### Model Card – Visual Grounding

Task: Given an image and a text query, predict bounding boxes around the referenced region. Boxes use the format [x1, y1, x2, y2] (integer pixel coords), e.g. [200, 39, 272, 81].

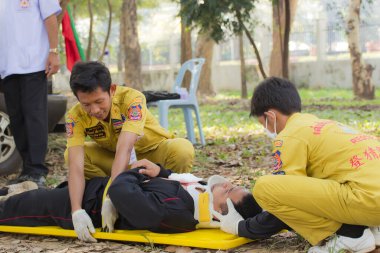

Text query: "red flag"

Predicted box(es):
[61, 7, 84, 71]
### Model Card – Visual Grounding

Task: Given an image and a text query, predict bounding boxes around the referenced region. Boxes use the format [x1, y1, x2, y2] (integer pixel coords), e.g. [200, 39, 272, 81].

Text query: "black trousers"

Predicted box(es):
[0, 187, 73, 228]
[0, 178, 105, 229]
[2, 71, 48, 176]
[0, 172, 198, 233]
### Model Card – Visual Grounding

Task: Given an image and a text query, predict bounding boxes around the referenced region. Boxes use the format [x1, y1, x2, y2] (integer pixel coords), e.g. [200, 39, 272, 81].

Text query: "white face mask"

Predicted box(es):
[265, 111, 277, 139]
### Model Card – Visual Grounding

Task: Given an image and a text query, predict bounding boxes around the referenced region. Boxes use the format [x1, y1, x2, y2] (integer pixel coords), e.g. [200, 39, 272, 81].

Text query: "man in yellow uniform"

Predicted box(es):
[215, 77, 380, 253]
[64, 61, 194, 241]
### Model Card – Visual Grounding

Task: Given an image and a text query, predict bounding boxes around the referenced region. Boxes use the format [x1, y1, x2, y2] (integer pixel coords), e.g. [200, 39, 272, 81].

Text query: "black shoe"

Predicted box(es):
[7, 174, 46, 188]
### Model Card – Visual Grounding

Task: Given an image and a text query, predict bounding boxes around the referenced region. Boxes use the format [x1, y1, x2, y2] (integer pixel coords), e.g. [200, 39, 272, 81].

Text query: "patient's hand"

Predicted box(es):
[131, 159, 160, 178]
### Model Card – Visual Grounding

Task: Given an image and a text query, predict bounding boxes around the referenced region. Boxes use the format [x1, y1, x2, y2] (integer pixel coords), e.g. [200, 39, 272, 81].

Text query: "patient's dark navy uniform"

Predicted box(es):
[0, 167, 288, 239]
[0, 167, 197, 233]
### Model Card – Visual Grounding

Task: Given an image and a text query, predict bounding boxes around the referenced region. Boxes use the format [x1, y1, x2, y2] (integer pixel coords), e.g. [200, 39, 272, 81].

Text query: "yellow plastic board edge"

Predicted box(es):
[0, 226, 253, 250]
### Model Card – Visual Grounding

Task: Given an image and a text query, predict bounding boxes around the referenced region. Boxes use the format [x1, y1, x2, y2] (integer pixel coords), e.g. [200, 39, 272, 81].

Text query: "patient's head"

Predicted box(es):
[209, 176, 262, 219]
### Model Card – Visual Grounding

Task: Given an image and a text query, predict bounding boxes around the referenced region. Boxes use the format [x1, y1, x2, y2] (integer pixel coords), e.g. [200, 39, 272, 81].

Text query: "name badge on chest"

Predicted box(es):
[86, 122, 107, 139]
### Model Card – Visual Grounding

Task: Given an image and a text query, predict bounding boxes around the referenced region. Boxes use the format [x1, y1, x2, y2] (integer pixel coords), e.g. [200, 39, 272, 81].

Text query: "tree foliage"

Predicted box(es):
[137, 0, 160, 9]
[179, 0, 267, 78]
[180, 0, 257, 42]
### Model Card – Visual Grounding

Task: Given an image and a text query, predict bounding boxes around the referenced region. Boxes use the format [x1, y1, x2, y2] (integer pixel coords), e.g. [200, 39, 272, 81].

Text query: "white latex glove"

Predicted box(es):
[101, 196, 118, 233]
[212, 198, 244, 235]
[72, 209, 97, 242]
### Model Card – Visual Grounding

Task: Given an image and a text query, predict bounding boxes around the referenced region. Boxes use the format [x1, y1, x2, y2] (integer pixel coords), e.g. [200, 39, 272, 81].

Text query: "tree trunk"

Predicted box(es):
[283, 0, 290, 78]
[239, 33, 247, 99]
[269, 0, 298, 78]
[121, 0, 142, 90]
[195, 32, 215, 96]
[98, 0, 112, 62]
[181, 19, 192, 89]
[347, 0, 375, 99]
[86, 0, 94, 61]
[235, 9, 267, 78]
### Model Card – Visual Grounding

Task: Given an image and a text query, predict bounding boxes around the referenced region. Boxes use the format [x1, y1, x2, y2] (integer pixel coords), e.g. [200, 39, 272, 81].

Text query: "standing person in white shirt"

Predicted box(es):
[0, 0, 61, 187]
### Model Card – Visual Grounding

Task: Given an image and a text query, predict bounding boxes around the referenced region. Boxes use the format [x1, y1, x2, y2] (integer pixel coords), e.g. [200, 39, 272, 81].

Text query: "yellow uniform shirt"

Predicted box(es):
[271, 113, 380, 193]
[65, 86, 173, 153]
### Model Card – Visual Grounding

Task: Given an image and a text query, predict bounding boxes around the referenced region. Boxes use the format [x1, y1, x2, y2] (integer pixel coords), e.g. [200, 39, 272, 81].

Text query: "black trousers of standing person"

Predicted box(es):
[2, 71, 48, 176]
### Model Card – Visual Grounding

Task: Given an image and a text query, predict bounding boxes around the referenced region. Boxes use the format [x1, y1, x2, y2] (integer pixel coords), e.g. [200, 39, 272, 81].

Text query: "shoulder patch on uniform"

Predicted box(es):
[272, 150, 283, 172]
[127, 97, 143, 121]
[65, 115, 76, 138]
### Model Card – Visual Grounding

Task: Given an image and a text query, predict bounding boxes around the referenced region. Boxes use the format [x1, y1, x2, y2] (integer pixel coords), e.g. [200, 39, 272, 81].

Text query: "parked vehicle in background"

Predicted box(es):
[0, 79, 67, 175]
[328, 41, 349, 55]
[289, 41, 312, 56]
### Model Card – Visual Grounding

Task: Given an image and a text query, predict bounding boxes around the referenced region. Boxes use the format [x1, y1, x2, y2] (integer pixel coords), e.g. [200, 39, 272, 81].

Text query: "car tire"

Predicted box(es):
[0, 111, 21, 175]
[47, 94, 67, 132]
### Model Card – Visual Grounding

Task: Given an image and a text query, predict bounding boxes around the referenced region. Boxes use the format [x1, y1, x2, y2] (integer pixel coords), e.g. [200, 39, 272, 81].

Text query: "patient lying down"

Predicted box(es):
[0, 159, 286, 242]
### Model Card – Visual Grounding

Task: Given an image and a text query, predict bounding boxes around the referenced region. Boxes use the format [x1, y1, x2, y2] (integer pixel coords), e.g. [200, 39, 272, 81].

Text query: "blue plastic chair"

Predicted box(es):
[157, 58, 206, 145]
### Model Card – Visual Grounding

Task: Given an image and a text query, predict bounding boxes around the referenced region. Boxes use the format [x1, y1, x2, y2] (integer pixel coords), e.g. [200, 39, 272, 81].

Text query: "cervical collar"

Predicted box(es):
[186, 175, 229, 228]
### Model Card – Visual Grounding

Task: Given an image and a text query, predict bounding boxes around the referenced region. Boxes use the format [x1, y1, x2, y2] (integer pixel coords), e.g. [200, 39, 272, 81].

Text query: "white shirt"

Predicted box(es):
[0, 0, 61, 78]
